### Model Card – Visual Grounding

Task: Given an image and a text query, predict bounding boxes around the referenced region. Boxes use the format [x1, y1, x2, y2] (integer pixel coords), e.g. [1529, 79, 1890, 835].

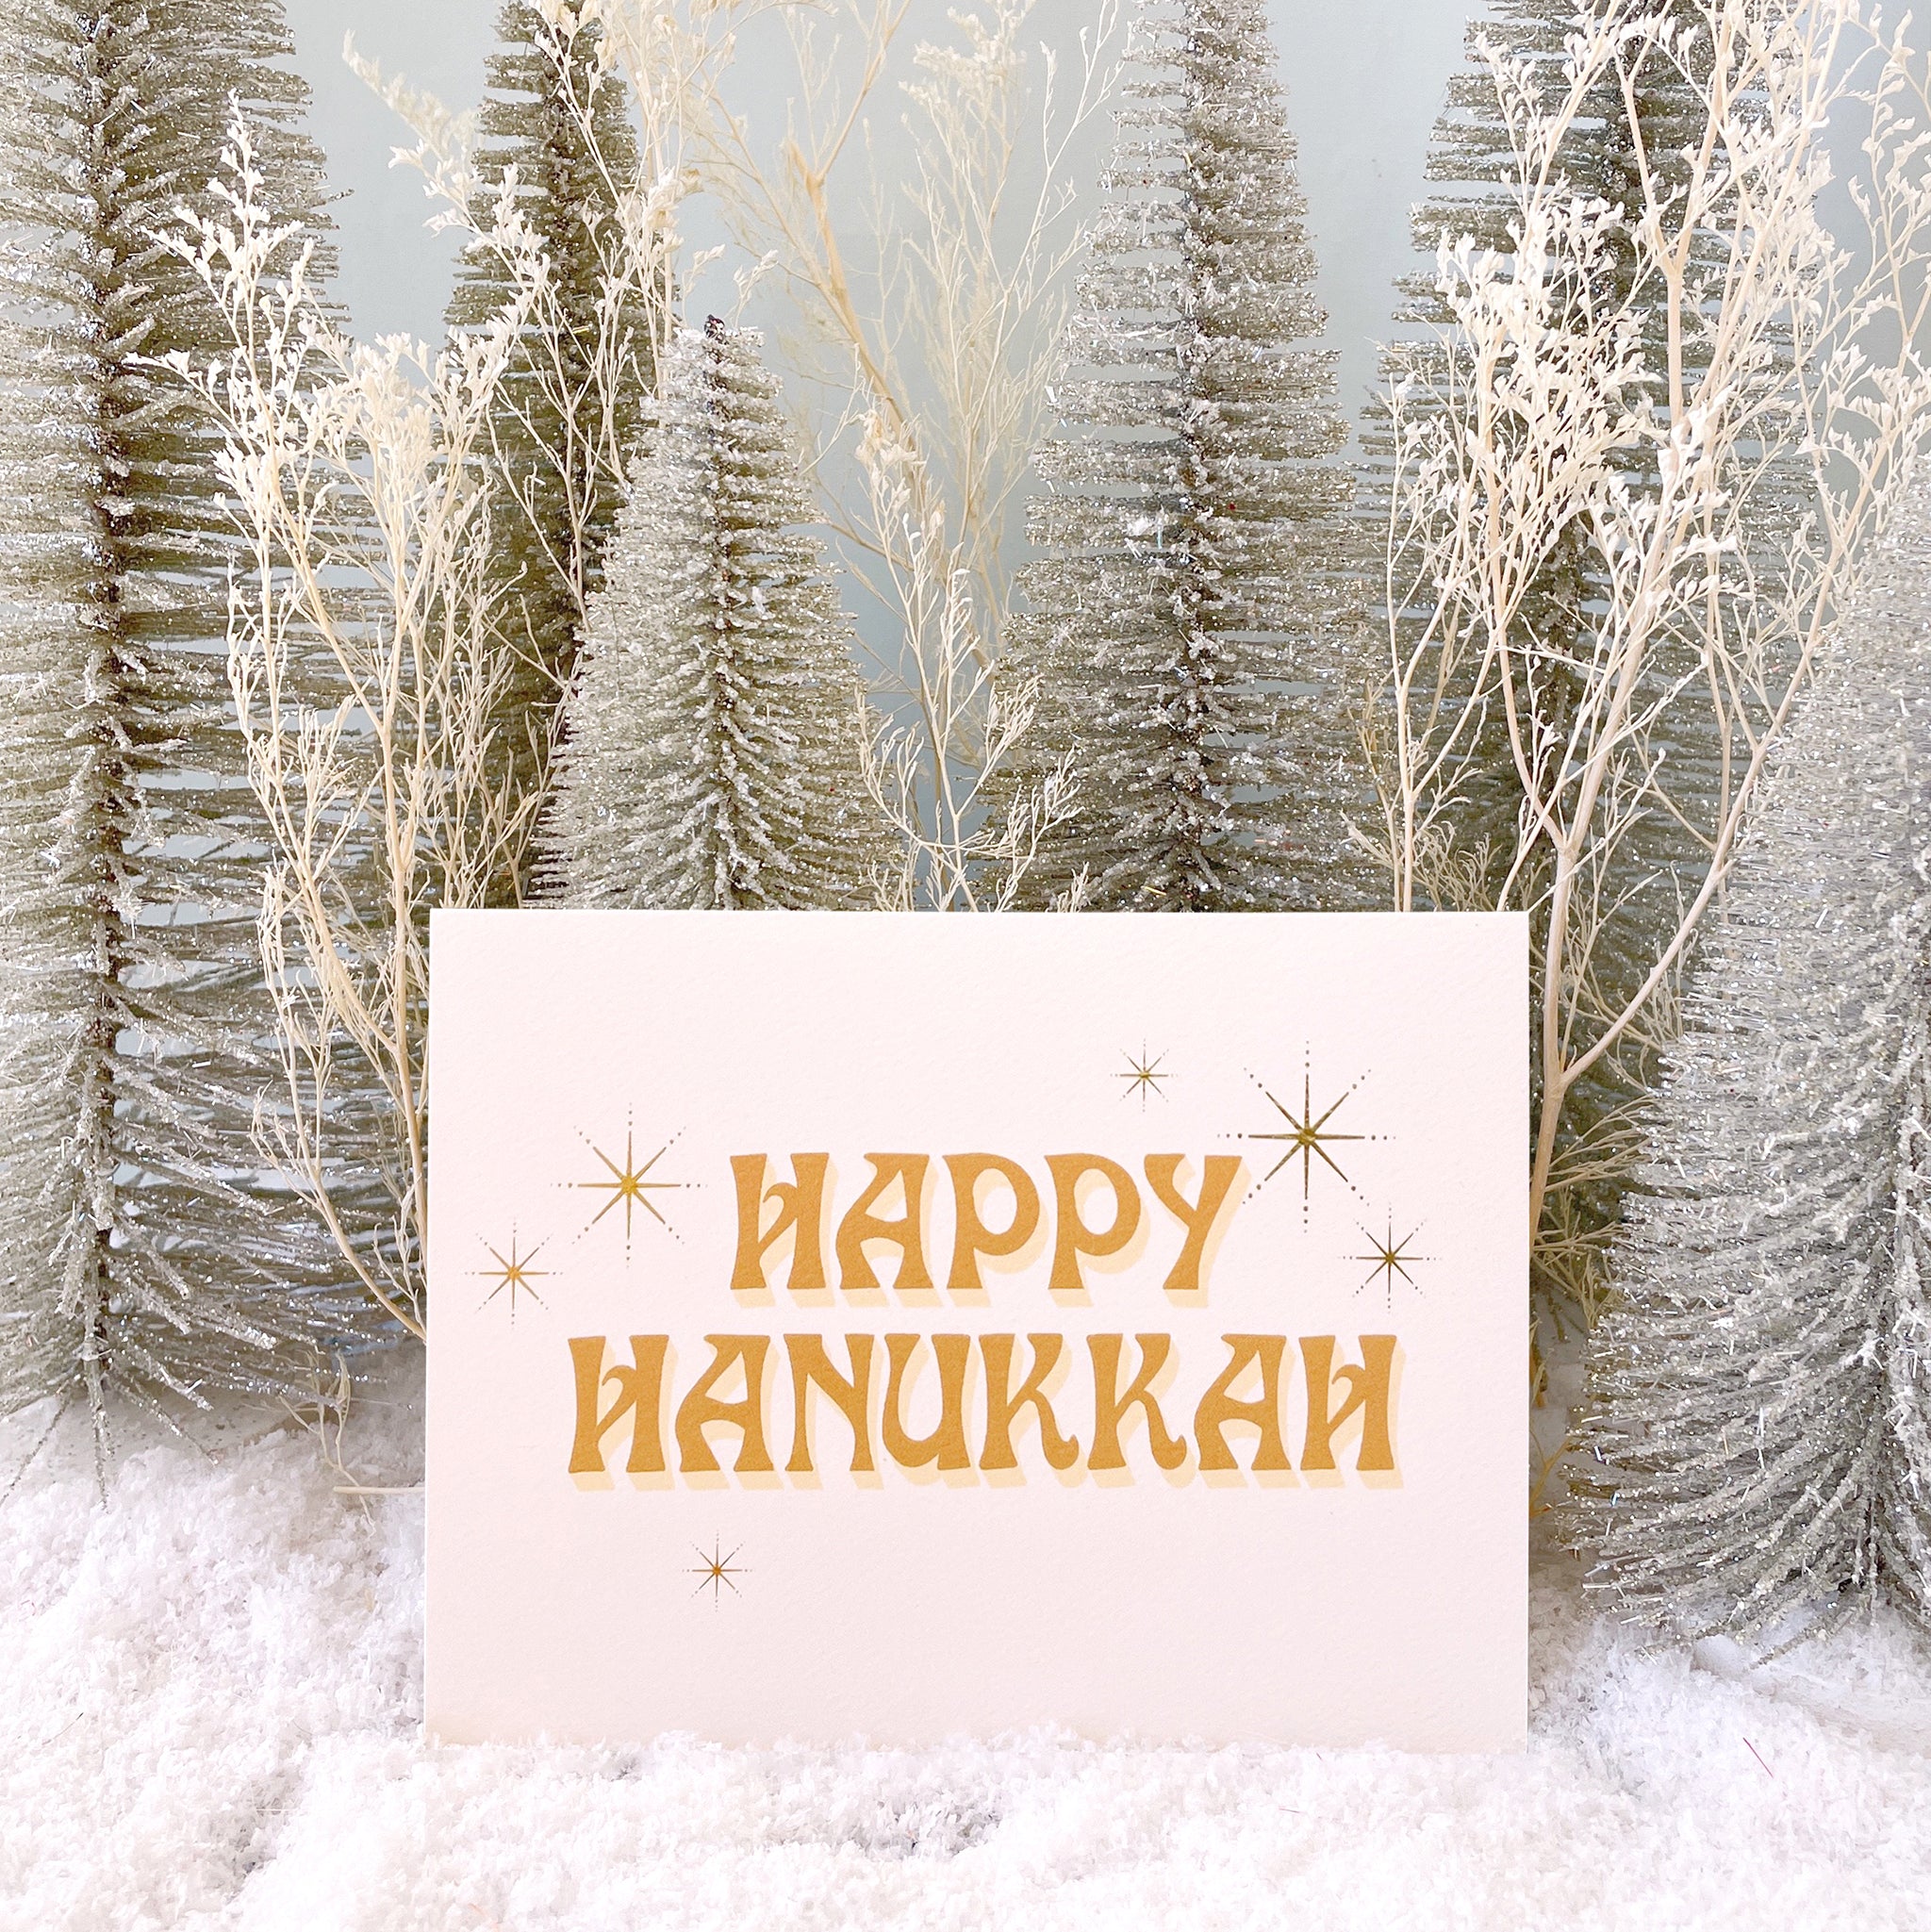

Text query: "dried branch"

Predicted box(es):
[1369, 0, 1931, 1324]
[169, 122, 545, 1336]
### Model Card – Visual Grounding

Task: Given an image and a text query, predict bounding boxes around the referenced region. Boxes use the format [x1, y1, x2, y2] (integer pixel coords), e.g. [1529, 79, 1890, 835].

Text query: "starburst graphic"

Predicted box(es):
[572, 1113, 685, 1261]
[687, 1538, 747, 1609]
[1239, 1051, 1379, 1226]
[472, 1229, 550, 1315]
[1350, 1213, 1430, 1308]
[1115, 1042, 1170, 1110]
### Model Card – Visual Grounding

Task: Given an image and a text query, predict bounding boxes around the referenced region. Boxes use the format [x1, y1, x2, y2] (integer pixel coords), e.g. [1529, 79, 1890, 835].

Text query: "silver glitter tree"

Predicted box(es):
[994, 0, 1363, 912]
[0, 1, 365, 1434]
[1569, 472, 1931, 1649]
[539, 320, 890, 909]
[445, 0, 657, 893]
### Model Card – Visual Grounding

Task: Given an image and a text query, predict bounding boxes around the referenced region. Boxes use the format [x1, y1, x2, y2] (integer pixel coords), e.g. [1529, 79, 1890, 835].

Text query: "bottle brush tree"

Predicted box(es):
[0, 0, 365, 1437]
[1569, 470, 1931, 1650]
[539, 319, 891, 910]
[444, 0, 660, 886]
[994, 0, 1362, 913]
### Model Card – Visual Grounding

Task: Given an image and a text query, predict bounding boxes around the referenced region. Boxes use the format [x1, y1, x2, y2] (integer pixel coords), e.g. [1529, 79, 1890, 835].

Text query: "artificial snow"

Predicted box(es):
[2, 1355, 1927, 1931]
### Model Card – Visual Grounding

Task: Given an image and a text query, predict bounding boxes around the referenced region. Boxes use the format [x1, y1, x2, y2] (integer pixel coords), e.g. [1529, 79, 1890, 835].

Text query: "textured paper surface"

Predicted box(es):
[425, 911, 1527, 1749]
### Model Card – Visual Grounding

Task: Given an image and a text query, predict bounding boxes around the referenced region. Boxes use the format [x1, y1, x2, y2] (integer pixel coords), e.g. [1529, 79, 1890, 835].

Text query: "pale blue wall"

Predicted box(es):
[286, 0, 1481, 419]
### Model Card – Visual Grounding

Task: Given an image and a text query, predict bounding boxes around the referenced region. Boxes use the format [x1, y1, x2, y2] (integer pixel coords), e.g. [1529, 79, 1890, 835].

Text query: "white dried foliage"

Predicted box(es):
[173, 126, 543, 1342]
[540, 321, 892, 909]
[687, 0, 1119, 907]
[0, 0, 363, 1435]
[1375, 0, 1773, 1327]
[994, 0, 1365, 913]
[850, 422, 1087, 916]
[1365, 0, 1931, 1328]
[1570, 471, 1931, 1651]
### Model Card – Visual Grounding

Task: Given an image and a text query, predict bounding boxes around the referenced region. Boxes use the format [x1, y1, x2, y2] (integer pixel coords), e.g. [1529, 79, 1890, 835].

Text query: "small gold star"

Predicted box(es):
[1116, 1042, 1170, 1110]
[687, 1538, 747, 1609]
[1351, 1214, 1429, 1307]
[1242, 1054, 1372, 1225]
[575, 1114, 684, 1260]
[473, 1230, 549, 1314]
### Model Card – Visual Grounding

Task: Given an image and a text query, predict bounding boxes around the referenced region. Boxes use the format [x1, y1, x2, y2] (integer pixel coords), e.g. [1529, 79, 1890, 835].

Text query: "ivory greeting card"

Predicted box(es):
[425, 911, 1527, 1749]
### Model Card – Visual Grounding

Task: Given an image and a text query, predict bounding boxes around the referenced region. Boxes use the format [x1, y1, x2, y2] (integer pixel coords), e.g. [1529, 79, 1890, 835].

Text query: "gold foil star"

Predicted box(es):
[473, 1230, 549, 1314]
[1351, 1214, 1429, 1307]
[688, 1539, 747, 1609]
[1116, 1042, 1170, 1110]
[575, 1114, 684, 1260]
[1242, 1054, 1373, 1225]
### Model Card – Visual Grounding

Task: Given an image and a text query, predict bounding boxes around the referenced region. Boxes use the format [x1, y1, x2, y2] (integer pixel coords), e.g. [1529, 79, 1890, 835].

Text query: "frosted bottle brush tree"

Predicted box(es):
[541, 319, 892, 910]
[994, 0, 1364, 913]
[1364, 0, 1931, 1338]
[1570, 471, 1931, 1651]
[0, 0, 365, 1435]
[352, 1, 687, 905]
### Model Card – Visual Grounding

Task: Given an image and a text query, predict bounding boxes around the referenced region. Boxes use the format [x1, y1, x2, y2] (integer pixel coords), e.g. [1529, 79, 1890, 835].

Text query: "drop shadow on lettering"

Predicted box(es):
[945, 1162, 1048, 1307]
[1157, 1154, 1248, 1304]
[685, 1342, 783, 1491]
[786, 1401, 884, 1489]
[884, 1336, 981, 1488]
[769, 1154, 839, 1310]
[1049, 1164, 1149, 1308]
[1087, 1340, 1191, 1490]
[982, 1340, 1081, 1490]
[627, 1337, 679, 1490]
[1088, 1441, 1201, 1491]
[1198, 1452, 1297, 1490]
[840, 1157, 933, 1308]
[1197, 1339, 1297, 1489]
[786, 1334, 884, 1490]
[570, 1335, 679, 1492]
[1301, 1339, 1404, 1490]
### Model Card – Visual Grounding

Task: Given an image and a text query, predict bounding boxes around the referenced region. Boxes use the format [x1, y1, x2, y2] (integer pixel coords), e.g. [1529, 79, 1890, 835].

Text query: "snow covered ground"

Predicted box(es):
[3, 1354, 1928, 1932]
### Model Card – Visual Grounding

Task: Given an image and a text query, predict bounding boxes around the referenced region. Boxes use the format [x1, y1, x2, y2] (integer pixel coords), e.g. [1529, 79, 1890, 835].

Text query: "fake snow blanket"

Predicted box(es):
[1, 1366, 1927, 1932]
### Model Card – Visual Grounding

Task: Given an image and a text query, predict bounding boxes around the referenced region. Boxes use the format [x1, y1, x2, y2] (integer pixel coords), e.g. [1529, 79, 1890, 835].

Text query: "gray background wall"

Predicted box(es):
[284, 1, 1484, 421]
